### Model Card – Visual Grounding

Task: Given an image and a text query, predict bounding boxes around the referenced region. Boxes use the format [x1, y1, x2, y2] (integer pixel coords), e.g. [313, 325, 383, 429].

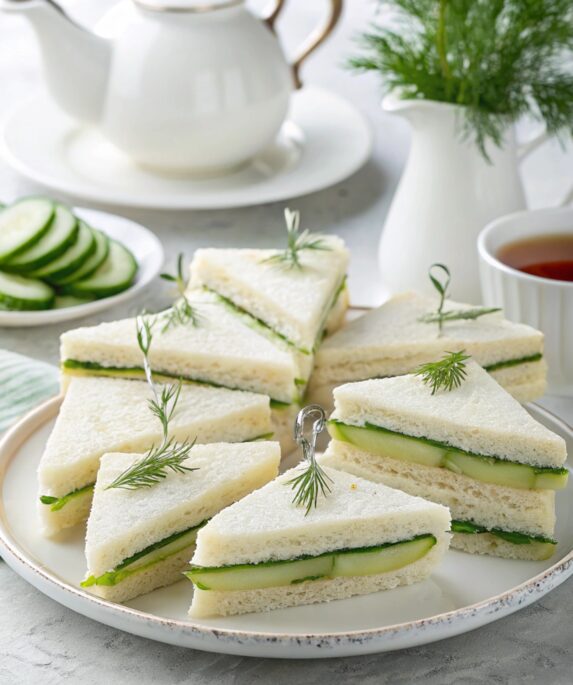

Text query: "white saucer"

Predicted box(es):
[0, 207, 163, 328]
[1, 88, 372, 210]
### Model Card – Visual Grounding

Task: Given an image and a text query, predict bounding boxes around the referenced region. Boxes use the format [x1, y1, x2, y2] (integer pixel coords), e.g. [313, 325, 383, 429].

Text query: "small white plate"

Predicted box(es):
[1, 87, 372, 210]
[0, 400, 572, 658]
[0, 208, 164, 327]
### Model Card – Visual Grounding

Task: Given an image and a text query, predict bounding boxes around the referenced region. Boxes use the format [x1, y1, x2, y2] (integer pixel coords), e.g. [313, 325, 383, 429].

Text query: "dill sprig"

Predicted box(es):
[286, 405, 332, 515]
[415, 350, 470, 394]
[105, 438, 197, 490]
[160, 253, 201, 332]
[350, 0, 573, 159]
[418, 263, 500, 332]
[106, 315, 197, 491]
[262, 208, 332, 270]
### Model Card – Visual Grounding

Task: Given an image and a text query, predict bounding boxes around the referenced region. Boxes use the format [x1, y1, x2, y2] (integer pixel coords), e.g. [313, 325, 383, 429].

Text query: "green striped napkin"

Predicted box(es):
[0, 350, 59, 433]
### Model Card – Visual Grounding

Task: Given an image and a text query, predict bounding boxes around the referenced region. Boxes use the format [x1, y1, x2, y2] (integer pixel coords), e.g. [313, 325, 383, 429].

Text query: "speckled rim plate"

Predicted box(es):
[0, 398, 572, 659]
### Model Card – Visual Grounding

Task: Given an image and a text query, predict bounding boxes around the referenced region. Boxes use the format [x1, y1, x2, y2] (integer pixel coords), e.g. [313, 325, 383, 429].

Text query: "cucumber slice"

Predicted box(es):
[185, 535, 436, 591]
[333, 535, 436, 577]
[0, 271, 55, 310]
[0, 198, 55, 262]
[328, 420, 569, 491]
[1, 205, 78, 272]
[82, 523, 205, 588]
[54, 294, 95, 309]
[27, 222, 96, 281]
[64, 239, 137, 298]
[56, 229, 110, 286]
[328, 421, 444, 467]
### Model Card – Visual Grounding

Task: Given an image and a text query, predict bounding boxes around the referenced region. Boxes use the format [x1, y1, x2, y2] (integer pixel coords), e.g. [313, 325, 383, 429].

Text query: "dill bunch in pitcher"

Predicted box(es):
[350, 0, 573, 157]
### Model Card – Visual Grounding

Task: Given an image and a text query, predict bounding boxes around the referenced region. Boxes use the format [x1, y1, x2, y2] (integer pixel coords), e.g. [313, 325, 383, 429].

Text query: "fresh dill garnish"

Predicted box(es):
[160, 253, 201, 332]
[415, 350, 470, 394]
[418, 263, 500, 332]
[105, 437, 197, 491]
[106, 315, 197, 491]
[349, 0, 573, 159]
[286, 405, 332, 515]
[262, 208, 332, 270]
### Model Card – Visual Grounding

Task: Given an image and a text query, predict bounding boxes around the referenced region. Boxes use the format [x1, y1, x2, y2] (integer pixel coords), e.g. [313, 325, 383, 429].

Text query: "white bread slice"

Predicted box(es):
[308, 359, 547, 411]
[331, 361, 566, 468]
[60, 289, 308, 404]
[320, 439, 556, 538]
[189, 465, 450, 617]
[311, 291, 544, 389]
[38, 375, 271, 535]
[189, 235, 348, 352]
[84, 442, 281, 602]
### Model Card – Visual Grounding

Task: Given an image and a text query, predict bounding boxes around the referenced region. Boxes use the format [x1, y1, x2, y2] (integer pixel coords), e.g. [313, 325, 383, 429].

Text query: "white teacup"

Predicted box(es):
[478, 207, 573, 396]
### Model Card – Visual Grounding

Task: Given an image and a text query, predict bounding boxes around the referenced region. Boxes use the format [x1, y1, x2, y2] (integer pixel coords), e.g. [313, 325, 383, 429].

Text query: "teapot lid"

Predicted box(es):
[133, 0, 243, 11]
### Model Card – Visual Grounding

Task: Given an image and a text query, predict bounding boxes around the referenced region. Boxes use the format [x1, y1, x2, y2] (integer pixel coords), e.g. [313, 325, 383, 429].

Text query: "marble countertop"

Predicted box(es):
[1, 1, 573, 682]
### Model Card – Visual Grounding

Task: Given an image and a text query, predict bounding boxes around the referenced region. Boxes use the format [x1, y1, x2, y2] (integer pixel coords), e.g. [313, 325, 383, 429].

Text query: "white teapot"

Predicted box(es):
[3, 0, 342, 174]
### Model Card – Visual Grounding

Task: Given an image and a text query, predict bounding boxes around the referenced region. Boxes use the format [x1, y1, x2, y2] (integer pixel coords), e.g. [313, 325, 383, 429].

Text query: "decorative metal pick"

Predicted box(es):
[287, 404, 332, 515]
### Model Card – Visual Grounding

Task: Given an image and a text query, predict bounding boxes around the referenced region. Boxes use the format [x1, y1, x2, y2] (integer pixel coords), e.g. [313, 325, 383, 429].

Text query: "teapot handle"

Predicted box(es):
[263, 0, 343, 89]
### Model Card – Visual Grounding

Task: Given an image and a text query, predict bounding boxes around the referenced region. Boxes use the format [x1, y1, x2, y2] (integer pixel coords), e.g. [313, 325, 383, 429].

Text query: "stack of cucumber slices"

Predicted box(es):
[0, 197, 138, 311]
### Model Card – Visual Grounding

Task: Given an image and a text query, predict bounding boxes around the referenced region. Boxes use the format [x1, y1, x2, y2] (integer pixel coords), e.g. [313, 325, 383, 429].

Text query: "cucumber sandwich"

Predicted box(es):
[189, 210, 349, 355]
[38, 375, 272, 535]
[309, 291, 546, 409]
[186, 466, 451, 617]
[60, 289, 311, 454]
[321, 360, 568, 560]
[82, 441, 281, 603]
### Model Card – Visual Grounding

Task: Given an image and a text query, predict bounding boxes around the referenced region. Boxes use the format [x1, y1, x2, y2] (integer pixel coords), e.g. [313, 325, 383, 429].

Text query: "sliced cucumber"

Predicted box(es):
[0, 198, 55, 262]
[0, 271, 55, 310]
[328, 420, 569, 491]
[64, 239, 137, 298]
[56, 229, 110, 286]
[27, 222, 96, 281]
[54, 294, 95, 309]
[185, 535, 436, 591]
[82, 523, 205, 588]
[1, 204, 78, 272]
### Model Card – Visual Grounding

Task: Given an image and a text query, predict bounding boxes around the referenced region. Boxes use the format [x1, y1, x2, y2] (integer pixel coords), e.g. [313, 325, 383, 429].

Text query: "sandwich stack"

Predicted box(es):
[37, 375, 272, 534]
[310, 291, 546, 409]
[186, 465, 451, 617]
[82, 441, 281, 602]
[322, 360, 567, 560]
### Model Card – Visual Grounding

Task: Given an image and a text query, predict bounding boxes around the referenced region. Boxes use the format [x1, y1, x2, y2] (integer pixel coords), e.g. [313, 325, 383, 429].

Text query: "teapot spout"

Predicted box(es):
[2, 0, 111, 124]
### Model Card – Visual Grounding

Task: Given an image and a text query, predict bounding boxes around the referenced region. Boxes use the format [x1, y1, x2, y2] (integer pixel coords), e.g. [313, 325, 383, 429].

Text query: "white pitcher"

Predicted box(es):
[378, 93, 550, 303]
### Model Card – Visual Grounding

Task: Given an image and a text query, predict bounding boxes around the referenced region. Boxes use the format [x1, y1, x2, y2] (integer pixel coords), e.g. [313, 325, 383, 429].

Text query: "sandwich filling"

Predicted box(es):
[328, 420, 568, 491]
[185, 534, 436, 591]
[82, 519, 208, 588]
[60, 360, 303, 407]
[483, 353, 542, 372]
[451, 520, 556, 559]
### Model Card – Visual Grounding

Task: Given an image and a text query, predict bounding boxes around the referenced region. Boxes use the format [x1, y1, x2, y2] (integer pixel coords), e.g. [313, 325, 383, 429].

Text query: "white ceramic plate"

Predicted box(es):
[0, 400, 572, 658]
[0, 208, 164, 327]
[1, 87, 372, 210]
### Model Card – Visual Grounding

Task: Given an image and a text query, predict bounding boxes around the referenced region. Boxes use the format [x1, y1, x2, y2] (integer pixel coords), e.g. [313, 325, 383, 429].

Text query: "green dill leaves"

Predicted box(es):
[350, 0, 573, 158]
[262, 208, 332, 270]
[106, 315, 196, 491]
[160, 253, 201, 332]
[287, 405, 332, 514]
[419, 263, 500, 332]
[105, 437, 197, 491]
[415, 350, 470, 394]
